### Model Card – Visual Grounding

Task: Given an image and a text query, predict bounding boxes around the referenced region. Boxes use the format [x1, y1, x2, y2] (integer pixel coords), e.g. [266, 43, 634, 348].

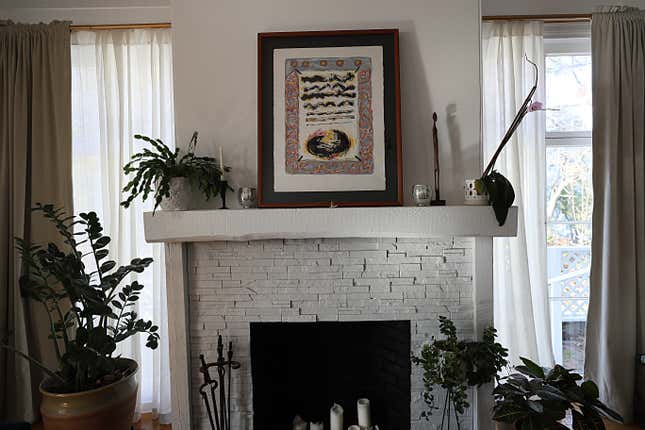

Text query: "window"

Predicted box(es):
[544, 30, 592, 373]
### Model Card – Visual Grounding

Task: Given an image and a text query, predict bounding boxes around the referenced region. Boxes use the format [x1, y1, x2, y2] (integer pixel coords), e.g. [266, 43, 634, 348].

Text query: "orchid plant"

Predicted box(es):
[478, 56, 545, 226]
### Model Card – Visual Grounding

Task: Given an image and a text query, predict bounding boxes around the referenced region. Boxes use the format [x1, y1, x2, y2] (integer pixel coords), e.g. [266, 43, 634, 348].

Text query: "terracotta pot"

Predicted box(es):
[40, 358, 138, 430]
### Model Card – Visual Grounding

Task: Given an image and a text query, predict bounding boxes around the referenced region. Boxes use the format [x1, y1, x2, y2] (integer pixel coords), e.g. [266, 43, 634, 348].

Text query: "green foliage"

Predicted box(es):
[121, 132, 230, 213]
[12, 204, 160, 393]
[412, 316, 508, 430]
[493, 357, 623, 430]
[477, 171, 515, 226]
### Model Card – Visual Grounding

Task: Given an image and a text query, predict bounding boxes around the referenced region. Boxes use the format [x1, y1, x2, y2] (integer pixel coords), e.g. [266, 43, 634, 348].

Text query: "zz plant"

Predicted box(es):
[493, 357, 623, 430]
[412, 316, 508, 430]
[121, 132, 231, 212]
[2, 204, 159, 393]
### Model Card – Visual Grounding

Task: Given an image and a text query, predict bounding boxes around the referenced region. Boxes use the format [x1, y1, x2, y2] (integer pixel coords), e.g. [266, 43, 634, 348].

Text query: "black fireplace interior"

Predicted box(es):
[250, 320, 411, 430]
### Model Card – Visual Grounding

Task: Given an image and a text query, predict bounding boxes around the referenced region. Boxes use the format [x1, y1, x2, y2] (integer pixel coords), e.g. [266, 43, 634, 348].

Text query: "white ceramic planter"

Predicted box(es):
[464, 179, 489, 206]
[159, 177, 191, 211]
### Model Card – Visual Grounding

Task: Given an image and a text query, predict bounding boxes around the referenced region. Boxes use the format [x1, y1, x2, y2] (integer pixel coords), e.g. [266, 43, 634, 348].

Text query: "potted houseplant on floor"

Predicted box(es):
[412, 316, 509, 430]
[121, 131, 231, 212]
[466, 56, 545, 226]
[493, 357, 623, 430]
[1, 204, 160, 430]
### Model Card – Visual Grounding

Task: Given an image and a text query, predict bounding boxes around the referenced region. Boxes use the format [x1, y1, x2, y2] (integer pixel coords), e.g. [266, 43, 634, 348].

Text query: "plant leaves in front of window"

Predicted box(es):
[1, 204, 161, 394]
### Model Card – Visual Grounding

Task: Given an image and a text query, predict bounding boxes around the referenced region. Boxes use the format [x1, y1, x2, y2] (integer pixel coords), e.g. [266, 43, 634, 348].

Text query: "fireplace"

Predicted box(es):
[144, 206, 518, 430]
[250, 321, 411, 430]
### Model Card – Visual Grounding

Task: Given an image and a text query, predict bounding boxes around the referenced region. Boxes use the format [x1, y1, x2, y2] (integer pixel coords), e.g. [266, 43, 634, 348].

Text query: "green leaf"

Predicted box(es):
[94, 236, 111, 249]
[481, 171, 515, 226]
[100, 260, 116, 273]
[518, 357, 545, 379]
[591, 400, 623, 422]
[526, 400, 543, 413]
[581, 380, 599, 399]
[95, 249, 109, 261]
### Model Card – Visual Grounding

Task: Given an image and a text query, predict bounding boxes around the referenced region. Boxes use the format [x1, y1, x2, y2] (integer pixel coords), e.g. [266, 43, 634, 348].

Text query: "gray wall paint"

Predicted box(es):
[482, 0, 645, 15]
[0, 0, 169, 8]
[172, 0, 483, 206]
[0, 0, 170, 24]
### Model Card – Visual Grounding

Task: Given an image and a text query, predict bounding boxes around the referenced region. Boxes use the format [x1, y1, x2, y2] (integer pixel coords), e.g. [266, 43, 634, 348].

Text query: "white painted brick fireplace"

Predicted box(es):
[189, 237, 473, 429]
[144, 207, 518, 430]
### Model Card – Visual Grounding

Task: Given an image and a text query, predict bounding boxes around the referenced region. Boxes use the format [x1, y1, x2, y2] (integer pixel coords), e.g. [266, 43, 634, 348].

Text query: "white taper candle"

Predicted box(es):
[218, 146, 224, 180]
[357, 398, 371, 429]
[330, 403, 343, 430]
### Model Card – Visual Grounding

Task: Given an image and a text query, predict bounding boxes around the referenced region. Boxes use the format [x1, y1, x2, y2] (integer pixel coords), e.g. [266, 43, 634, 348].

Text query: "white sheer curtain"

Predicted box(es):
[482, 21, 554, 366]
[71, 29, 173, 423]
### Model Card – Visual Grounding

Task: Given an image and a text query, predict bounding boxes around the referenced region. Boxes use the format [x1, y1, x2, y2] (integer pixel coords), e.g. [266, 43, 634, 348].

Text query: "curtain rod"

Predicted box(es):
[70, 22, 171, 31]
[482, 14, 592, 23]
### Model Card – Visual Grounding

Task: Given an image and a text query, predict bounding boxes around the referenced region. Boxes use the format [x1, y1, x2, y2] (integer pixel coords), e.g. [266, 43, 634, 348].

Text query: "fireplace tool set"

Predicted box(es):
[199, 335, 241, 430]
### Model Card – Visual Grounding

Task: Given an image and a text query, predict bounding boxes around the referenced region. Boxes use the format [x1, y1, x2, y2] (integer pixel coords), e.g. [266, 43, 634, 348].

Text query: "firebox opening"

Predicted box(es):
[250, 320, 411, 430]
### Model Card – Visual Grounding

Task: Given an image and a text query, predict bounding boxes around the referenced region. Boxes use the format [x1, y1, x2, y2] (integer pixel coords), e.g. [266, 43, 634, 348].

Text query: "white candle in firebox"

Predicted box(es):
[310, 421, 323, 430]
[330, 403, 343, 430]
[357, 398, 371, 429]
[219, 146, 224, 180]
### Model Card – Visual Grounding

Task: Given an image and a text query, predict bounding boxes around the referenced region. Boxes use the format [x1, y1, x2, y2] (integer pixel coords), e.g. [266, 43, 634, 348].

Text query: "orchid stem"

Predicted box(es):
[482, 55, 539, 177]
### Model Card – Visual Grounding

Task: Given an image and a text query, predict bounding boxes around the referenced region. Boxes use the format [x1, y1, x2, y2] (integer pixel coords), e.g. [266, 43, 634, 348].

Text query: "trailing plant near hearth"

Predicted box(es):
[493, 357, 623, 430]
[412, 316, 508, 430]
[478, 56, 546, 226]
[121, 132, 231, 212]
[1, 204, 159, 393]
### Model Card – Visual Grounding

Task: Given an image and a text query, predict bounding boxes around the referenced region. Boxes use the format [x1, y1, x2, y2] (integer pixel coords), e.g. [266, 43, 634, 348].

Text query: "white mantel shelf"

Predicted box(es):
[144, 206, 518, 243]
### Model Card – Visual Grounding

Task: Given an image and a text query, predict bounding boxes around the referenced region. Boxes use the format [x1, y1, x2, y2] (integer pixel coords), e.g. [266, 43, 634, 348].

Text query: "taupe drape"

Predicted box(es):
[586, 7, 645, 423]
[0, 21, 73, 422]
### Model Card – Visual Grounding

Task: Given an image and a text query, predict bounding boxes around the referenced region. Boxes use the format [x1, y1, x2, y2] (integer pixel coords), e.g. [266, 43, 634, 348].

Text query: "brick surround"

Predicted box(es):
[187, 237, 475, 430]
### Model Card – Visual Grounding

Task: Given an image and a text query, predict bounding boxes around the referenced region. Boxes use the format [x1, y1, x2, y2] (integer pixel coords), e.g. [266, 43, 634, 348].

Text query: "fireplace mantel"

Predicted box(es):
[144, 206, 518, 243]
[144, 206, 518, 430]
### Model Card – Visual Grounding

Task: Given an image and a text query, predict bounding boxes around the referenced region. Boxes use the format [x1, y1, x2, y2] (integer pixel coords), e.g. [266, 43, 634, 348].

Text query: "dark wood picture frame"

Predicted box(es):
[257, 29, 402, 208]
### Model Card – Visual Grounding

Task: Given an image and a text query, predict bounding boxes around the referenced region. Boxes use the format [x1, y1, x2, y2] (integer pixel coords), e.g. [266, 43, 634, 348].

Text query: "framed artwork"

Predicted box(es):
[257, 29, 402, 207]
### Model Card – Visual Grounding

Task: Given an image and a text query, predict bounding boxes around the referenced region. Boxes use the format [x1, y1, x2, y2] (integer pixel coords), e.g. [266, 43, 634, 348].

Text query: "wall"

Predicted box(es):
[172, 0, 483, 206]
[482, 0, 645, 15]
[2, 0, 483, 206]
[0, 0, 170, 25]
[188, 237, 474, 429]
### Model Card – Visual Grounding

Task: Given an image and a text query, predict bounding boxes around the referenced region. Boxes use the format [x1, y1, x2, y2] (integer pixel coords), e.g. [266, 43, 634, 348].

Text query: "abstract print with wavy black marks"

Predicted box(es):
[284, 56, 374, 175]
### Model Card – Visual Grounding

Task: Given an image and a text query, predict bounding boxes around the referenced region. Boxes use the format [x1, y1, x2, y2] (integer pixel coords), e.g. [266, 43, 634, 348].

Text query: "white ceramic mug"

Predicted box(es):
[464, 179, 489, 206]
